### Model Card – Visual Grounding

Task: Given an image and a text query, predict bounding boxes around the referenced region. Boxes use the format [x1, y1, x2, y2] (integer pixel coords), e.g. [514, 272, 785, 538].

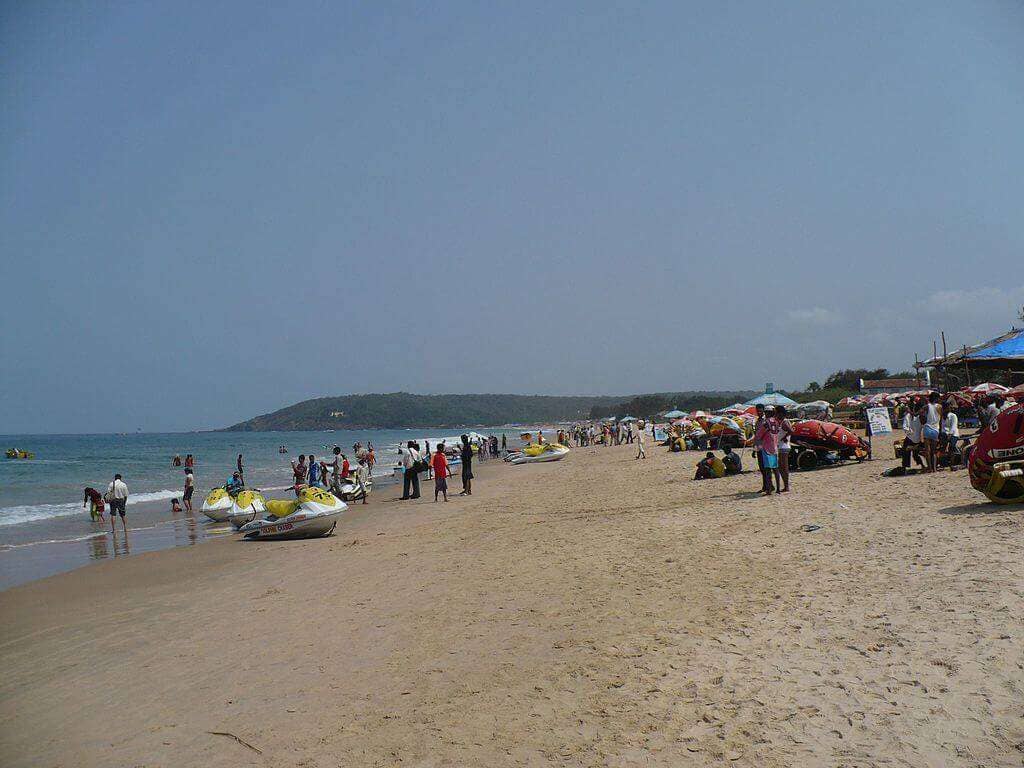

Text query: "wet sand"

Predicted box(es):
[1, 439, 1021, 767]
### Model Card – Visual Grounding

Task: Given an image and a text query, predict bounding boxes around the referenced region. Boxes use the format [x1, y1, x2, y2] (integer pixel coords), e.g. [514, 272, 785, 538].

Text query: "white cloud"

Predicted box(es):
[784, 307, 843, 325]
[916, 285, 1024, 317]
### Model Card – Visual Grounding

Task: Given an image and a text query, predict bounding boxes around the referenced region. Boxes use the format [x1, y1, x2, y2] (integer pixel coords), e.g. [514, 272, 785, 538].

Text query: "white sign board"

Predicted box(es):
[865, 407, 892, 435]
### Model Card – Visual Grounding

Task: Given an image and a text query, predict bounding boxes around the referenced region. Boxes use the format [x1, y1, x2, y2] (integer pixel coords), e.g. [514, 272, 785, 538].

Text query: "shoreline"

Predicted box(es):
[0, 449, 508, 591]
[2, 440, 1021, 767]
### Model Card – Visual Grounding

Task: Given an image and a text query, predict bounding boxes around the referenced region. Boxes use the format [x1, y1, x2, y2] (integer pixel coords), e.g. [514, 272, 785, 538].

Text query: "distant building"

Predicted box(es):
[859, 377, 924, 395]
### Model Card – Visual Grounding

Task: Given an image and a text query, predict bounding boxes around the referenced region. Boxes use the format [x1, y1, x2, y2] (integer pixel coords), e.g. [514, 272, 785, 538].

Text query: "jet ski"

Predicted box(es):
[506, 443, 570, 465]
[201, 487, 237, 522]
[238, 486, 347, 540]
[334, 475, 372, 502]
[226, 489, 269, 529]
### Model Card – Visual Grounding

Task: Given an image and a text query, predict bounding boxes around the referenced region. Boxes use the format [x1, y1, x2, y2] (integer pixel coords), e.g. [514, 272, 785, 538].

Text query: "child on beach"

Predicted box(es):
[431, 448, 448, 502]
[171, 498, 182, 513]
[83, 487, 105, 522]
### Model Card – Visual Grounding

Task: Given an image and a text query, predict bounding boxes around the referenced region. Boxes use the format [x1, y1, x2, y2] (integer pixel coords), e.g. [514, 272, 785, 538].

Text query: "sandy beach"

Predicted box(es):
[1, 439, 1021, 767]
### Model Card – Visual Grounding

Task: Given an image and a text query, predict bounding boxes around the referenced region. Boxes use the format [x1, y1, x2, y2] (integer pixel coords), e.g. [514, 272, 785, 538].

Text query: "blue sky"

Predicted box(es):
[2, 1, 1022, 432]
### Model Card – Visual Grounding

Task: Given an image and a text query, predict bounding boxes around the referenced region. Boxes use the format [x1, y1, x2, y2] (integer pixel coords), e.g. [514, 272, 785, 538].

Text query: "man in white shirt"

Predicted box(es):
[635, 420, 647, 460]
[399, 442, 421, 500]
[901, 407, 925, 471]
[353, 459, 370, 505]
[941, 409, 960, 468]
[107, 474, 129, 532]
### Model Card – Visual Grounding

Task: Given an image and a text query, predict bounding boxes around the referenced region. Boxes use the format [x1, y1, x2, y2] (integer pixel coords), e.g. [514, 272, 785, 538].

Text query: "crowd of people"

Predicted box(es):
[893, 391, 1013, 474]
[289, 443, 373, 503]
[397, 434, 482, 502]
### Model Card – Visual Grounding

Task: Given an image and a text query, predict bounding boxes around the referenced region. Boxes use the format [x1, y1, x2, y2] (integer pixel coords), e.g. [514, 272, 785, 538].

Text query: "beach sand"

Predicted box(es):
[1, 440, 1021, 767]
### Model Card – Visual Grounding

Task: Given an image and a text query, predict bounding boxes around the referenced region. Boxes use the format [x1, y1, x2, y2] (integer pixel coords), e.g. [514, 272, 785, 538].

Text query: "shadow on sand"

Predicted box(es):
[939, 501, 1024, 516]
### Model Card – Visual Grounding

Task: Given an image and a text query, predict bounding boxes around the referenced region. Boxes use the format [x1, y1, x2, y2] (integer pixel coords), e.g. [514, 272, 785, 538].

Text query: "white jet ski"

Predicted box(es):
[506, 443, 570, 465]
[334, 475, 372, 502]
[238, 486, 347, 540]
[225, 489, 269, 529]
[201, 487, 237, 522]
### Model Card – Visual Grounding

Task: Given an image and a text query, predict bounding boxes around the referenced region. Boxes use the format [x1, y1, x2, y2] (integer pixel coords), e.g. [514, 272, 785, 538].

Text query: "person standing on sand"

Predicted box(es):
[941, 406, 960, 468]
[922, 391, 942, 473]
[399, 442, 421, 500]
[774, 405, 794, 493]
[635, 420, 647, 459]
[323, 447, 345, 493]
[106, 474, 129, 533]
[307, 454, 319, 487]
[291, 454, 308, 491]
[353, 458, 369, 504]
[183, 468, 195, 512]
[901, 404, 925, 471]
[752, 404, 767, 492]
[431, 447, 449, 502]
[83, 486, 105, 522]
[501, 433, 507, 454]
[754, 408, 780, 495]
[424, 441, 433, 479]
[460, 434, 474, 496]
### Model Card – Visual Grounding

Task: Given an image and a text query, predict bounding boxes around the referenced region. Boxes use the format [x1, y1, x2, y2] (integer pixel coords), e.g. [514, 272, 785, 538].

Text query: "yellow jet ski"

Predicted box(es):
[238, 486, 347, 540]
[506, 442, 570, 465]
[226, 489, 269, 529]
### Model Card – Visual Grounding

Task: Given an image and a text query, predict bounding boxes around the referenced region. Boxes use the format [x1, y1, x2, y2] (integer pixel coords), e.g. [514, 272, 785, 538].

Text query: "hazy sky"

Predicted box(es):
[2, 2, 1023, 433]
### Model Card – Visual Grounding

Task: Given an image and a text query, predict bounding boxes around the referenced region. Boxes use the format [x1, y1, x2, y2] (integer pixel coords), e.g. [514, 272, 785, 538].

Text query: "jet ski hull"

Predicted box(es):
[227, 490, 268, 529]
[238, 487, 348, 540]
[508, 446, 570, 465]
[201, 489, 235, 522]
[241, 510, 343, 540]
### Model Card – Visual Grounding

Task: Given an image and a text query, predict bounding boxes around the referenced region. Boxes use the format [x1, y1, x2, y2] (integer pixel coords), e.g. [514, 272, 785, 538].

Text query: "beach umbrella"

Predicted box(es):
[964, 382, 1010, 395]
[944, 392, 974, 408]
[619, 416, 637, 422]
[662, 409, 687, 419]
[705, 415, 744, 435]
[837, 396, 861, 408]
[716, 403, 746, 414]
[743, 392, 799, 407]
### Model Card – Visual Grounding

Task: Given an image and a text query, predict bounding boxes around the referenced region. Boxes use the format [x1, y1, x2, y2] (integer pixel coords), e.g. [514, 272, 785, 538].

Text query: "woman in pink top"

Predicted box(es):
[754, 408, 781, 495]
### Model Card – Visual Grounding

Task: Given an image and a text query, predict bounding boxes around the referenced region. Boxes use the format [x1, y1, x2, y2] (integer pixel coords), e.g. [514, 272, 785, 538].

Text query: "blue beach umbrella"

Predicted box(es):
[743, 392, 799, 408]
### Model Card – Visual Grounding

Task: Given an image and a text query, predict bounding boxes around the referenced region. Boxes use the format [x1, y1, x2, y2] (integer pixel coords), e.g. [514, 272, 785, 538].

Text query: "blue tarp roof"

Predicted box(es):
[965, 328, 1024, 360]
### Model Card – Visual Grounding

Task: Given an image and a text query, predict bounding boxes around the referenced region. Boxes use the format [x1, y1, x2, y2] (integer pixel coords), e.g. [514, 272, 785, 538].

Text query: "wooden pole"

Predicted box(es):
[941, 331, 947, 391]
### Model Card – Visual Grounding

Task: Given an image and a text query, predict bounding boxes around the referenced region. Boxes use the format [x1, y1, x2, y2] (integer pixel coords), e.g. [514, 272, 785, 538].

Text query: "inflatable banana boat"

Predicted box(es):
[506, 443, 570, 465]
[226, 489, 269, 529]
[5, 449, 34, 459]
[969, 402, 1024, 504]
[238, 486, 347, 540]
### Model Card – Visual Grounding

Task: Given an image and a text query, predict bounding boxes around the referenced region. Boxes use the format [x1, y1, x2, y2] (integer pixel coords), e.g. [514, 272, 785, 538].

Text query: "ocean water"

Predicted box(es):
[0, 428, 530, 588]
[0, 428, 529, 528]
